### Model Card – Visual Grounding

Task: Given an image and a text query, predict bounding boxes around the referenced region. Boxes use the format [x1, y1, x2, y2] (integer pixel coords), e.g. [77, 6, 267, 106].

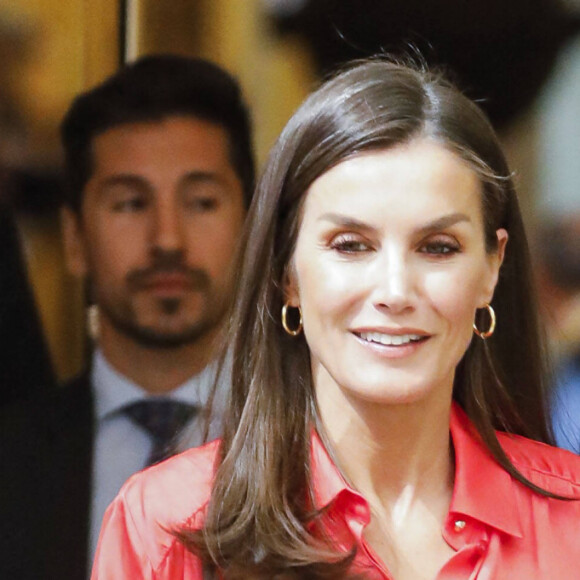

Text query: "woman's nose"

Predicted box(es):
[369, 249, 415, 313]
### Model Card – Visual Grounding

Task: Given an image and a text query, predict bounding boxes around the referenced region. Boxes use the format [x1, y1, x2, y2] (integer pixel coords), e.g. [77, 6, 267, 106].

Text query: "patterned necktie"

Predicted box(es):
[122, 399, 198, 466]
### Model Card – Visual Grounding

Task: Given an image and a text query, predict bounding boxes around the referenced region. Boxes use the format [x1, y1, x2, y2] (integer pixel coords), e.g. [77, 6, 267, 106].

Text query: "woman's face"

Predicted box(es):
[285, 139, 507, 412]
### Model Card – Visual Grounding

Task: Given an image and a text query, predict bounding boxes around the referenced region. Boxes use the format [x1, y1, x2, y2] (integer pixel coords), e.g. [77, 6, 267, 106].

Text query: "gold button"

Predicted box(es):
[454, 520, 466, 532]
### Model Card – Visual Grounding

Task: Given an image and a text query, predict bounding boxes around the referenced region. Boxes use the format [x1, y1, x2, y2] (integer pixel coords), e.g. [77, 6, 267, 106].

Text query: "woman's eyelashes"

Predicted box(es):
[327, 232, 462, 257]
[419, 236, 461, 257]
[329, 233, 372, 254]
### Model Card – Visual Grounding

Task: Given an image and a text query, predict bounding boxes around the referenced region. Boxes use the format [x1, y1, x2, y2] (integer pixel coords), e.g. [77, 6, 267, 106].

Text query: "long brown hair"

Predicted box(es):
[180, 57, 554, 578]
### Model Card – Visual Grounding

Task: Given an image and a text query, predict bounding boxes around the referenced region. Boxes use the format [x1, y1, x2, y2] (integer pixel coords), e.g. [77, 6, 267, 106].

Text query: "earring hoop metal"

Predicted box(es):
[281, 303, 303, 336]
[473, 304, 496, 339]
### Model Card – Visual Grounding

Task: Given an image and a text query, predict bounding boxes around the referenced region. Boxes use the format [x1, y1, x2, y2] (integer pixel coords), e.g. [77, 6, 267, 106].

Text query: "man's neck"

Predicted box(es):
[98, 324, 218, 394]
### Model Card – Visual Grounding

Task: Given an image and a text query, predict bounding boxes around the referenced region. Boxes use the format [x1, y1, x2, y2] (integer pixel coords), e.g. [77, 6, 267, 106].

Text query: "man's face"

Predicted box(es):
[63, 116, 246, 348]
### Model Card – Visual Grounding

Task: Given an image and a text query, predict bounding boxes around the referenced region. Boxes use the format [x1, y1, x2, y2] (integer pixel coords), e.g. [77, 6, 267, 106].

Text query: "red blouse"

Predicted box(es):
[91, 404, 580, 579]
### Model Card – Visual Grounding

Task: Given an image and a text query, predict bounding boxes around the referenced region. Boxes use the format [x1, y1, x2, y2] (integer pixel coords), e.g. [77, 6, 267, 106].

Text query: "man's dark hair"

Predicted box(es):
[60, 54, 255, 211]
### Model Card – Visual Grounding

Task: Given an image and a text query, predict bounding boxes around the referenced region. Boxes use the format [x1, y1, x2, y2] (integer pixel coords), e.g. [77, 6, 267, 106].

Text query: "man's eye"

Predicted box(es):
[111, 197, 147, 212]
[185, 196, 219, 211]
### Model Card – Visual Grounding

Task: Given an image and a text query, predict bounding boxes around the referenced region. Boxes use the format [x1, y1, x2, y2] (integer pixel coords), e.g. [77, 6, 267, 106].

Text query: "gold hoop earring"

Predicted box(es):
[473, 304, 496, 339]
[281, 303, 302, 336]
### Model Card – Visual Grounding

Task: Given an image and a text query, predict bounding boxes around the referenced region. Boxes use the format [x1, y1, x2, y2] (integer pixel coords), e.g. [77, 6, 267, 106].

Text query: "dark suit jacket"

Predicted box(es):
[0, 374, 93, 580]
[0, 204, 55, 404]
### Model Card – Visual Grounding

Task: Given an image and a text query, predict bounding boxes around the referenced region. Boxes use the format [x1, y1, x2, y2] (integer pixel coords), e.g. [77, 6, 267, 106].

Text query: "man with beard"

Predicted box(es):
[0, 55, 254, 580]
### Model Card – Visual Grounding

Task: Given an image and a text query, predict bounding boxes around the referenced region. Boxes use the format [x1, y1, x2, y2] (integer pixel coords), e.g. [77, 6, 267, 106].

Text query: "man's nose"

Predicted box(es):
[151, 199, 184, 252]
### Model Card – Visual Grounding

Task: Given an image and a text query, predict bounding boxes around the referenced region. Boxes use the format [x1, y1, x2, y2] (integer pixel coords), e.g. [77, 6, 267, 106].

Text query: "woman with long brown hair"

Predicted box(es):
[92, 58, 580, 579]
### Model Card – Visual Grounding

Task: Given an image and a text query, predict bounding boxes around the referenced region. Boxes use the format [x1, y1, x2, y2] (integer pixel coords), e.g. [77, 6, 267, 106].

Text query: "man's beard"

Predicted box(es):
[89, 249, 225, 349]
[99, 297, 221, 349]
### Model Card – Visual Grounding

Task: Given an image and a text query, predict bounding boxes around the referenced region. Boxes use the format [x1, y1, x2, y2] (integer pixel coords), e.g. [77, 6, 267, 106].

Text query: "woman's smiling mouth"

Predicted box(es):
[352, 330, 431, 355]
[356, 331, 426, 346]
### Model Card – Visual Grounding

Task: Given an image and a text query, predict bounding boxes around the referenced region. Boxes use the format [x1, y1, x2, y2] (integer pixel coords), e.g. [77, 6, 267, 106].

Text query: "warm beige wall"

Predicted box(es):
[3, 0, 120, 382]
[198, 0, 316, 166]
[135, 0, 316, 167]
[5, 0, 120, 165]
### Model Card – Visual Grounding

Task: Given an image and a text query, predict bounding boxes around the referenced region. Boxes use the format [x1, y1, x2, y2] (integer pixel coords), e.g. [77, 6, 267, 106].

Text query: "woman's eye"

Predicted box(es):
[330, 237, 370, 253]
[420, 240, 460, 256]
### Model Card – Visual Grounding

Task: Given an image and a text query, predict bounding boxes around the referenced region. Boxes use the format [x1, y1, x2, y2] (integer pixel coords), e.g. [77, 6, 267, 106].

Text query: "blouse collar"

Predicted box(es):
[309, 402, 524, 539]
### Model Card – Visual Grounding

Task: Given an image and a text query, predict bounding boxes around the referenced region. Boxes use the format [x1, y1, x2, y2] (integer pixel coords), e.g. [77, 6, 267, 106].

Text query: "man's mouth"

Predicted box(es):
[128, 267, 210, 292]
[142, 272, 192, 290]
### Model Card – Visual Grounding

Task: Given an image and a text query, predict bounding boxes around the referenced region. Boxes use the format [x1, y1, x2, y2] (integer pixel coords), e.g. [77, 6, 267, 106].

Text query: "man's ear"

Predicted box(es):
[61, 207, 88, 277]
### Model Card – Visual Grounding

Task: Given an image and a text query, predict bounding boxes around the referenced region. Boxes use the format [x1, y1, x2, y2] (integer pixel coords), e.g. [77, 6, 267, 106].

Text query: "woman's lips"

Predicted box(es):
[352, 329, 431, 357]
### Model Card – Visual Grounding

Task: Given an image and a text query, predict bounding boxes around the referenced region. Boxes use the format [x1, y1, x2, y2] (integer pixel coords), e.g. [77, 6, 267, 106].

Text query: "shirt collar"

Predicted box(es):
[448, 403, 523, 538]
[311, 429, 362, 512]
[310, 402, 523, 539]
[92, 349, 217, 421]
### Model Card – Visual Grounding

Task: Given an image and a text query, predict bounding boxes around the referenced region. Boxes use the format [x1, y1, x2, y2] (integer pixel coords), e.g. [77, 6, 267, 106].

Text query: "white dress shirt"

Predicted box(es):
[89, 349, 226, 566]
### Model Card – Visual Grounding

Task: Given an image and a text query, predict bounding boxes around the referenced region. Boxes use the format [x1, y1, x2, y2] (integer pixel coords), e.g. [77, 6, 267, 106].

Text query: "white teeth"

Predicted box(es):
[358, 332, 423, 346]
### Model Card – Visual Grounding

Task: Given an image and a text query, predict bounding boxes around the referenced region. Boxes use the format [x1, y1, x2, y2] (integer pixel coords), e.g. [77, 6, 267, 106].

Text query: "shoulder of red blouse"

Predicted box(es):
[496, 429, 580, 498]
[451, 402, 580, 498]
[114, 439, 219, 564]
[94, 409, 580, 578]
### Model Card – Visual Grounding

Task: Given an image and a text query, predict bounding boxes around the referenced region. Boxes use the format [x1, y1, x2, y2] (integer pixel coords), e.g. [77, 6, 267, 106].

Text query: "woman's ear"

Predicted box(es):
[496, 228, 508, 266]
[282, 266, 300, 307]
[481, 228, 509, 305]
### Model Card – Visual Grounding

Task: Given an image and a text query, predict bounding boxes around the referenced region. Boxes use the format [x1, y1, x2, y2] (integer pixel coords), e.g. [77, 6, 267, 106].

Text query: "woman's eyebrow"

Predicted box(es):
[317, 212, 375, 231]
[415, 212, 471, 235]
[317, 212, 471, 233]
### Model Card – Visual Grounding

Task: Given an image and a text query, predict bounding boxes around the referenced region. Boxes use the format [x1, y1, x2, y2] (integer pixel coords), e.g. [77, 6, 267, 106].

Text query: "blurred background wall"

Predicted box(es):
[0, 0, 121, 396]
[1, 0, 579, 391]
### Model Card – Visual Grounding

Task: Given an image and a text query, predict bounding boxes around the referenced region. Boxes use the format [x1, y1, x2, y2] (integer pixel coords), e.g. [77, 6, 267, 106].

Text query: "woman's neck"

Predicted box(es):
[317, 385, 456, 579]
[316, 382, 454, 516]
